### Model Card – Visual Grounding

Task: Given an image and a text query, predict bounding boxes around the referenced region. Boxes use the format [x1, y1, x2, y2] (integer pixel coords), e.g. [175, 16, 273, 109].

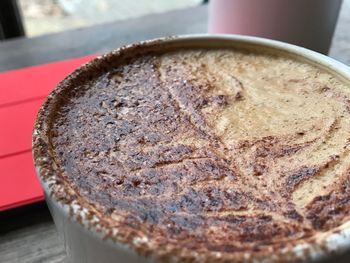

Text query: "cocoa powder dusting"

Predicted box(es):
[34, 47, 350, 262]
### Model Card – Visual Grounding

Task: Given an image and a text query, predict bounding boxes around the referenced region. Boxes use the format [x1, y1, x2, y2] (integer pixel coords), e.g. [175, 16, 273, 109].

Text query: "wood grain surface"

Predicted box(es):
[1, 2, 350, 262]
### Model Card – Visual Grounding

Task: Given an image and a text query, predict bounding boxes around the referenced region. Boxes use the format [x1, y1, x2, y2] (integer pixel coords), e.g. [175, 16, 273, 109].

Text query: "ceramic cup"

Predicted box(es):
[208, 0, 343, 54]
[33, 34, 350, 263]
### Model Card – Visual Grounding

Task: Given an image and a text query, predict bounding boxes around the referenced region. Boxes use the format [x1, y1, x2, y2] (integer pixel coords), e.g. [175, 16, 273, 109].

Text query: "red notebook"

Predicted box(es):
[0, 55, 97, 211]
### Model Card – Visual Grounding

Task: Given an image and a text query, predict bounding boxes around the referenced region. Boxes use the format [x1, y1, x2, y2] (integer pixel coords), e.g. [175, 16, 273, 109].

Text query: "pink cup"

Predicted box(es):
[208, 0, 343, 54]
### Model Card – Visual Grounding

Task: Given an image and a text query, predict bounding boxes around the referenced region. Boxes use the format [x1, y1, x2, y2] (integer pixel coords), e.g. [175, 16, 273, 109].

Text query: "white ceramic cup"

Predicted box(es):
[208, 0, 343, 54]
[33, 35, 350, 263]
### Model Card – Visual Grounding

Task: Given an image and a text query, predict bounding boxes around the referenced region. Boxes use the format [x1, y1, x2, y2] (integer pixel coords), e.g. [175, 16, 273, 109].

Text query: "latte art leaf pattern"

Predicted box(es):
[42, 48, 350, 259]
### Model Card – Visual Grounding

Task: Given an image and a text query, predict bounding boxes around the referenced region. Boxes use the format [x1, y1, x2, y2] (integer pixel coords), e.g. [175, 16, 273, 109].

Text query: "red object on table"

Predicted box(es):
[0, 55, 97, 212]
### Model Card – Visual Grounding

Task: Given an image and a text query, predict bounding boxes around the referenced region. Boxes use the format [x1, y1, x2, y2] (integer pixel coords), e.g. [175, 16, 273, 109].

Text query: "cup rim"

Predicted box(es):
[32, 33, 350, 263]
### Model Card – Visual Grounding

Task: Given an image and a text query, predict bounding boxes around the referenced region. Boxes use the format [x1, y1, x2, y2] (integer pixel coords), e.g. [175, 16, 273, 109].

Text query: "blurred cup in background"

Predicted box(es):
[208, 0, 343, 54]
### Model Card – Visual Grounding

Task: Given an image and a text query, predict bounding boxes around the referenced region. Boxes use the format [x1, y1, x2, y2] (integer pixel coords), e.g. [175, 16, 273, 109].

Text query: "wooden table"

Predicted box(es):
[1, 3, 350, 262]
